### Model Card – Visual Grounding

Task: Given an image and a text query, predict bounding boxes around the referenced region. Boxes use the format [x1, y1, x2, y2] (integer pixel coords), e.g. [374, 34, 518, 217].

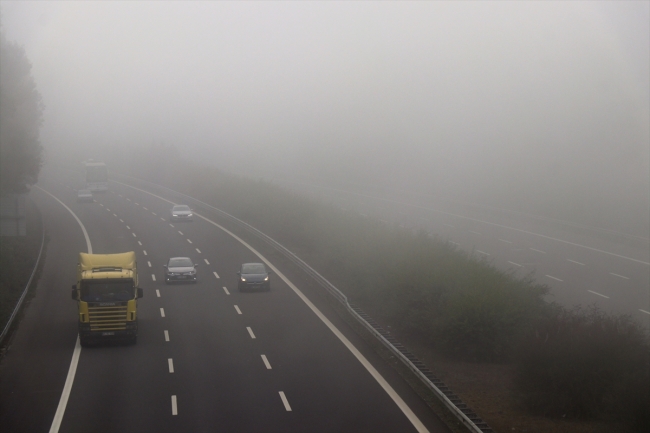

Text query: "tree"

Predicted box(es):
[0, 31, 43, 193]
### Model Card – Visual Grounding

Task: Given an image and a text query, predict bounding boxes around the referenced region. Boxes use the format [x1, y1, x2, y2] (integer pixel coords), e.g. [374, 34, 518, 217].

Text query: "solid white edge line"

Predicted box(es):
[36, 187, 90, 433]
[247, 327, 256, 339]
[588, 290, 610, 299]
[279, 391, 292, 411]
[213, 271, 220, 279]
[261, 354, 272, 369]
[234, 305, 242, 315]
[168, 358, 174, 373]
[156, 289, 161, 297]
[223, 286, 230, 295]
[640, 309, 650, 315]
[112, 180, 430, 433]
[164, 330, 170, 341]
[171, 395, 178, 415]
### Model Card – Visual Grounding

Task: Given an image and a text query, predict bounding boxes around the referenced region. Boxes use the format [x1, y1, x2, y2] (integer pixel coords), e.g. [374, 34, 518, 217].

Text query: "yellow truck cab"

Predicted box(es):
[71, 252, 143, 346]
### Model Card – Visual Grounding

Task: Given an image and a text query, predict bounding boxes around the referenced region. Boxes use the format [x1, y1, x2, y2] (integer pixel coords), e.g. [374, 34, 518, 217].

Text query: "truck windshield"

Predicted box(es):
[81, 280, 134, 302]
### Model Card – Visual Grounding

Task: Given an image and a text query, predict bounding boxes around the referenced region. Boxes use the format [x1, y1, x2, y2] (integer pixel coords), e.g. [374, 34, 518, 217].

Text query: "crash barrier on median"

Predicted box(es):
[111, 172, 493, 433]
[0, 205, 45, 346]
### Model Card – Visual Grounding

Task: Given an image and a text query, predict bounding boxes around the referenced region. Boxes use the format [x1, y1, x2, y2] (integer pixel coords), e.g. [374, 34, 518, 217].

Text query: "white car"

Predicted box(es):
[170, 205, 193, 222]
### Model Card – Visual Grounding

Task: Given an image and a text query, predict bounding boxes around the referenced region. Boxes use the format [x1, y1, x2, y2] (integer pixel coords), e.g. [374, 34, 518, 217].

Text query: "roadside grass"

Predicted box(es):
[112, 151, 649, 431]
[0, 199, 44, 349]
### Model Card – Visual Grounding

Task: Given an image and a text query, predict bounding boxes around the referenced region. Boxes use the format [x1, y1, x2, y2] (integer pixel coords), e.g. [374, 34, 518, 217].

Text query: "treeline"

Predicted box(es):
[0, 31, 43, 194]
[111, 147, 648, 431]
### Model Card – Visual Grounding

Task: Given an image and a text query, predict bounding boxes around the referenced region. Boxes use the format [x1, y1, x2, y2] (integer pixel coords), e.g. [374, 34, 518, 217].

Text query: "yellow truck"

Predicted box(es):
[71, 252, 143, 346]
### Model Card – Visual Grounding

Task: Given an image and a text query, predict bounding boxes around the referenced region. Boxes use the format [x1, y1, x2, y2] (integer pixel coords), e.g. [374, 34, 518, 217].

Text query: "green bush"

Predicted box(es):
[515, 306, 650, 430]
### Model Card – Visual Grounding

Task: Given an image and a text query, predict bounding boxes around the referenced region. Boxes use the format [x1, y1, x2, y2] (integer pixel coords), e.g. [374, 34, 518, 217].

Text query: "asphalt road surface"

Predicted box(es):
[0, 169, 450, 433]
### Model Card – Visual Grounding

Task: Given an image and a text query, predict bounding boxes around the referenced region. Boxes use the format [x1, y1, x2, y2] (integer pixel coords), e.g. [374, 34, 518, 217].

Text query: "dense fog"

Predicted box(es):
[2, 1, 648, 234]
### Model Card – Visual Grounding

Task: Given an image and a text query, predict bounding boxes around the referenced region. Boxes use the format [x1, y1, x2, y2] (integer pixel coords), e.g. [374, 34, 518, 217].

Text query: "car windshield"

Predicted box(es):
[81, 280, 134, 302]
[242, 263, 266, 274]
[169, 258, 193, 267]
[173, 205, 190, 212]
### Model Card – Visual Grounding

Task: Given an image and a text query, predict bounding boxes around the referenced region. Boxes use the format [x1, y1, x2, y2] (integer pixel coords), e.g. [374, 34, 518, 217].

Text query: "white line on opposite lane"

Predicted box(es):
[279, 392, 292, 411]
[507, 261, 522, 267]
[475, 250, 489, 256]
[609, 273, 630, 280]
[171, 396, 178, 415]
[247, 327, 256, 339]
[261, 355, 272, 369]
[545, 275, 563, 282]
[640, 310, 650, 315]
[213, 271, 220, 279]
[223, 287, 230, 295]
[168, 359, 174, 373]
[588, 290, 609, 299]
[234, 305, 242, 315]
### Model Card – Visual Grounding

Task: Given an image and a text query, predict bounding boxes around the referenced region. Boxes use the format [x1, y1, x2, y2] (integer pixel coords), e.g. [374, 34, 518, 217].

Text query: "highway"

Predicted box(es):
[0, 169, 450, 433]
[279, 181, 650, 327]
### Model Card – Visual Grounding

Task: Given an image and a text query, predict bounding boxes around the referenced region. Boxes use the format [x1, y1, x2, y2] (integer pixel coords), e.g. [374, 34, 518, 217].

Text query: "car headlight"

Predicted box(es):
[264, 276, 269, 281]
[187, 213, 193, 217]
[241, 277, 246, 282]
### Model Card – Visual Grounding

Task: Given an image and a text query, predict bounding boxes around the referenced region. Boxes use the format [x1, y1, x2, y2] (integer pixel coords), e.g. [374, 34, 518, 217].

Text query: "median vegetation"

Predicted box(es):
[111, 147, 649, 431]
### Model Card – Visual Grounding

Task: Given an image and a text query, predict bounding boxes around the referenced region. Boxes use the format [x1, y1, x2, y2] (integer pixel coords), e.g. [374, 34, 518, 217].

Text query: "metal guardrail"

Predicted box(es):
[112, 173, 493, 433]
[0, 204, 45, 346]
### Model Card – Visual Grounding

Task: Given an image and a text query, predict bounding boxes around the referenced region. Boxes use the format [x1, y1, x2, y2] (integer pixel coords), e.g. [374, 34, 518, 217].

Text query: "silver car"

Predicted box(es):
[77, 189, 94, 203]
[164, 257, 198, 284]
[170, 205, 193, 222]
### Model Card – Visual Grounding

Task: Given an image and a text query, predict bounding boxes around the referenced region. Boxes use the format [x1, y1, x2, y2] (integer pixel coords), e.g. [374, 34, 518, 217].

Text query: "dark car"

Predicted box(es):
[237, 263, 271, 292]
[164, 257, 198, 284]
[77, 189, 94, 203]
[170, 205, 193, 222]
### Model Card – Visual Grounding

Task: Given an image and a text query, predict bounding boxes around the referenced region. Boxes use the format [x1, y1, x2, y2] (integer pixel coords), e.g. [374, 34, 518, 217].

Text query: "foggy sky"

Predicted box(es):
[1, 1, 648, 228]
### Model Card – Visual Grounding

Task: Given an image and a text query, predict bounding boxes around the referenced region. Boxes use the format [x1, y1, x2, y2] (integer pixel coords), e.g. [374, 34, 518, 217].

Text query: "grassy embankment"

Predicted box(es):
[0, 199, 45, 350]
[115, 150, 648, 432]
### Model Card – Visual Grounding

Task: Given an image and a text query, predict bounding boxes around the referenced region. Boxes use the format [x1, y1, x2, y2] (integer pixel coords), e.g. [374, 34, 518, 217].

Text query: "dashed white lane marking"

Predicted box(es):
[545, 275, 563, 282]
[476, 250, 489, 256]
[169, 223, 174, 227]
[106, 208, 110, 212]
[530, 248, 546, 254]
[118, 194, 123, 197]
[143, 250, 147, 255]
[160, 308, 165, 317]
[223, 287, 230, 295]
[168, 359, 174, 373]
[360, 213, 367, 217]
[204, 259, 210, 265]
[246, 327, 256, 339]
[379, 219, 388, 223]
[171, 396, 177, 415]
[126, 198, 131, 202]
[178, 231, 183, 235]
[588, 290, 609, 299]
[279, 392, 292, 411]
[196, 248, 201, 253]
[213, 271, 220, 279]
[152, 274, 156, 281]
[134, 203, 140, 206]
[186, 239, 192, 244]
[449, 241, 460, 246]
[160, 217, 165, 221]
[143, 207, 148, 210]
[132, 233, 136, 237]
[119, 219, 124, 223]
[148, 261, 152, 267]
[99, 203, 104, 207]
[469, 231, 481, 235]
[261, 355, 272, 369]
[640, 309, 650, 315]
[164, 330, 170, 341]
[507, 261, 522, 267]
[499, 239, 512, 244]
[609, 272, 630, 280]
[234, 305, 242, 315]
[126, 225, 130, 229]
[156, 289, 160, 297]
[443, 224, 455, 228]
[152, 212, 157, 215]
[113, 213, 117, 217]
